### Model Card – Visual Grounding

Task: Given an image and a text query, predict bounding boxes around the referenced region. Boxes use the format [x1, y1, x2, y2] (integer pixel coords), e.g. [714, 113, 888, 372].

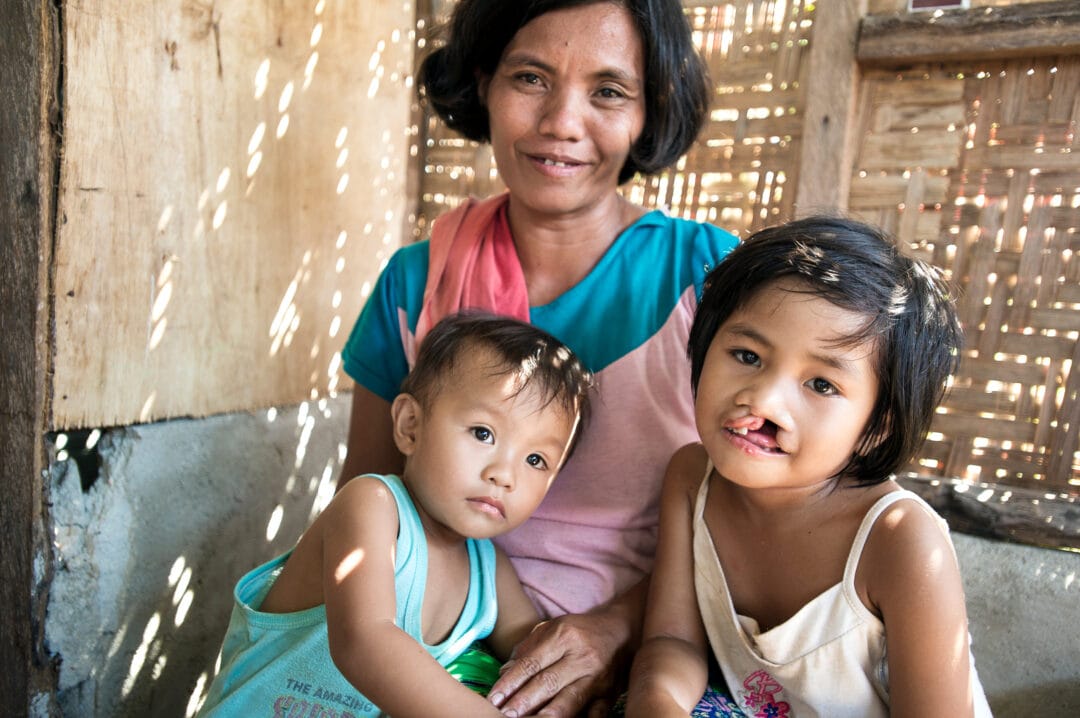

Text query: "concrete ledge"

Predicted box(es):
[956, 533, 1080, 716]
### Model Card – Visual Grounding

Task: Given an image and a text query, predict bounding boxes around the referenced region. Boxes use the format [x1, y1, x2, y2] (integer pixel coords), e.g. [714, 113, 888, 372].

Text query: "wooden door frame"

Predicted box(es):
[1, 0, 61, 711]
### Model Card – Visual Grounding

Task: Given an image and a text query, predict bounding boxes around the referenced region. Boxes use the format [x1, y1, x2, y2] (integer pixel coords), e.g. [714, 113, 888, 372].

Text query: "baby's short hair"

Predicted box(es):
[401, 312, 593, 456]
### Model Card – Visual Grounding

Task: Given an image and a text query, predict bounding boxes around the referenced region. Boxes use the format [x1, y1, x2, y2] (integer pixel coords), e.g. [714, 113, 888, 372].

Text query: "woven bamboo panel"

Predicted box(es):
[414, 0, 813, 238]
[850, 57, 1080, 495]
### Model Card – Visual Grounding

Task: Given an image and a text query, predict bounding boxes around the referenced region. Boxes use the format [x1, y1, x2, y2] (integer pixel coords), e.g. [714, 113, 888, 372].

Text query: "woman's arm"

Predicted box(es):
[336, 385, 404, 492]
[322, 479, 505, 716]
[486, 549, 542, 661]
[626, 444, 710, 717]
[862, 500, 979, 718]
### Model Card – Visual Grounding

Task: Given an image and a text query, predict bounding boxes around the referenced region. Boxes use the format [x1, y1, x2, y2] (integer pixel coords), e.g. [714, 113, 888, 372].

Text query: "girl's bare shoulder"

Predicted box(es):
[665, 442, 711, 496]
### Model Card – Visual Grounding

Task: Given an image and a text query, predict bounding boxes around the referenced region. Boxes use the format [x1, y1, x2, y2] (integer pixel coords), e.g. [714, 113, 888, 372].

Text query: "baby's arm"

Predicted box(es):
[321, 478, 506, 716]
[862, 499, 980, 718]
[626, 444, 711, 717]
[485, 548, 541, 661]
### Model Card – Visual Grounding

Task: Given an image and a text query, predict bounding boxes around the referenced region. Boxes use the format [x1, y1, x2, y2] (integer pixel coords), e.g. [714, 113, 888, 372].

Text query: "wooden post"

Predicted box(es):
[0, 0, 61, 712]
[795, 0, 866, 217]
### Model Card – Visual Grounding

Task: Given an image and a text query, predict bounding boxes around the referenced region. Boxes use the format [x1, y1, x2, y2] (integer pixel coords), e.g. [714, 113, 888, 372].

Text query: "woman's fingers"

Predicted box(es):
[488, 617, 619, 717]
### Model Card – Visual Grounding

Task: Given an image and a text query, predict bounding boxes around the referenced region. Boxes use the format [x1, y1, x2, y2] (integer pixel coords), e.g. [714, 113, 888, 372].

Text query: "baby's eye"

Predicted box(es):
[471, 427, 493, 443]
[732, 349, 760, 366]
[808, 377, 837, 395]
[525, 453, 548, 470]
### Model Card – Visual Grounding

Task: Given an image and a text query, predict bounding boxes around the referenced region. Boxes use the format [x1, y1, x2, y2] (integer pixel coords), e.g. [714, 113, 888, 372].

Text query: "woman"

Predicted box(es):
[339, 1, 738, 715]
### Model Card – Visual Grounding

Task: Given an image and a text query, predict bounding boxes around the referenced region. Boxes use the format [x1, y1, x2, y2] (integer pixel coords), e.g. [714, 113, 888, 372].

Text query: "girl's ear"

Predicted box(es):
[391, 394, 422, 456]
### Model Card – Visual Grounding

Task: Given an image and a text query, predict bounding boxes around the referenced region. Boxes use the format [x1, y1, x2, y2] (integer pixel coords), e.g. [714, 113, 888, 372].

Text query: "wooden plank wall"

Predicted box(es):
[53, 0, 416, 429]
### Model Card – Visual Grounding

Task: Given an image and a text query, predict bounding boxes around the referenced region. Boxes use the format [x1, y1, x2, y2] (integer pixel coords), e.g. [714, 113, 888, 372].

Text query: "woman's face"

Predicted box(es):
[479, 2, 646, 219]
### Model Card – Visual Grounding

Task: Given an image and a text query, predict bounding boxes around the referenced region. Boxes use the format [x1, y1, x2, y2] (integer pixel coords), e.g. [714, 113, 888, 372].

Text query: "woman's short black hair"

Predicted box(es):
[401, 312, 594, 458]
[688, 216, 963, 486]
[417, 0, 710, 184]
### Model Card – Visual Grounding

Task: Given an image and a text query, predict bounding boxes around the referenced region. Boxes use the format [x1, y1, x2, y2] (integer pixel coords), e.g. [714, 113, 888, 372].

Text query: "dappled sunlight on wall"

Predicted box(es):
[850, 57, 1080, 494]
[53, 0, 416, 430]
[415, 1, 814, 241]
[47, 396, 353, 717]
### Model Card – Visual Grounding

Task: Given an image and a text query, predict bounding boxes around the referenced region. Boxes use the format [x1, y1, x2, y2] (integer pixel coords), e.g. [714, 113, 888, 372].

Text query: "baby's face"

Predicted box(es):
[404, 349, 578, 541]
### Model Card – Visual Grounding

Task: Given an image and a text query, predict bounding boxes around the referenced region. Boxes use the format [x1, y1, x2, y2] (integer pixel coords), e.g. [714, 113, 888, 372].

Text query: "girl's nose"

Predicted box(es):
[734, 378, 793, 430]
[537, 88, 585, 141]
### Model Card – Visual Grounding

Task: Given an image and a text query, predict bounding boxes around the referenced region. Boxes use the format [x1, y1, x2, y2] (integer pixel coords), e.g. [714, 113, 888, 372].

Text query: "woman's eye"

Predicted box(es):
[809, 378, 837, 395]
[515, 72, 542, 85]
[471, 427, 493, 443]
[597, 86, 625, 100]
[525, 453, 548, 470]
[732, 349, 760, 366]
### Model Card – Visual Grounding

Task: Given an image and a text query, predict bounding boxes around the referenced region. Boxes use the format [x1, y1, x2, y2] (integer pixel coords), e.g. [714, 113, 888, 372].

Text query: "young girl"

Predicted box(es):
[627, 217, 992, 717]
[198, 313, 592, 717]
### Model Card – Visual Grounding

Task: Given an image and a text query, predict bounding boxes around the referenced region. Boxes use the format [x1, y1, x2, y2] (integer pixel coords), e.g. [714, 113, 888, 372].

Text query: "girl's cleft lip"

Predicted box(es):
[725, 420, 786, 454]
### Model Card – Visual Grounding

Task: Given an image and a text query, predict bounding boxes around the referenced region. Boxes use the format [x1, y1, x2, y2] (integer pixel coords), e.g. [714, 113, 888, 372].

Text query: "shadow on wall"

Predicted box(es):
[45, 394, 352, 718]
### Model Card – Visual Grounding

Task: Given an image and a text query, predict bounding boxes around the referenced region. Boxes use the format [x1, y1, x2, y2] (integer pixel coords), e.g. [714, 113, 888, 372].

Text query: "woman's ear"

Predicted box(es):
[391, 394, 422, 456]
[477, 71, 491, 106]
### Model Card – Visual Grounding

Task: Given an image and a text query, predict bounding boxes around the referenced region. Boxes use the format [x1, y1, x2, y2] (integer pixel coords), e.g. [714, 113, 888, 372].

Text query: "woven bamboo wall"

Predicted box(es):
[414, 0, 813, 239]
[413, 2, 1079, 497]
[850, 57, 1080, 495]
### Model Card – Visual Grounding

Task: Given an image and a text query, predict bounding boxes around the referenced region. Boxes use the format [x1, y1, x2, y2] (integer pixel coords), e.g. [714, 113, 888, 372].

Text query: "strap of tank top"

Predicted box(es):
[694, 459, 714, 522]
[841, 488, 932, 584]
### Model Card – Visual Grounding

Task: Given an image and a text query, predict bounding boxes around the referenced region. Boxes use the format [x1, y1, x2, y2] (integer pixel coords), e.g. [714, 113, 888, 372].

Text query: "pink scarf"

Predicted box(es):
[410, 193, 530, 362]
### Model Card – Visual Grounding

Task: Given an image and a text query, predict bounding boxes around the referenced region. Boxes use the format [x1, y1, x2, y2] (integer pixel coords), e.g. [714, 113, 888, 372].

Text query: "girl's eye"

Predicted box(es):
[525, 453, 548, 470]
[471, 427, 493, 443]
[809, 377, 837, 395]
[732, 349, 760, 366]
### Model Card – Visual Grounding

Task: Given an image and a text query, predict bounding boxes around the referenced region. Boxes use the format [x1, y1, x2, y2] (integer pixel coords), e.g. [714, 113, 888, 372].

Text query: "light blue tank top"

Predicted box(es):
[198, 473, 498, 717]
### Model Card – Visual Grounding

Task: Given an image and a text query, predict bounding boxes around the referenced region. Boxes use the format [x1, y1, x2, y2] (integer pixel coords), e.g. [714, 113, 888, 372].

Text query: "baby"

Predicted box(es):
[199, 312, 592, 716]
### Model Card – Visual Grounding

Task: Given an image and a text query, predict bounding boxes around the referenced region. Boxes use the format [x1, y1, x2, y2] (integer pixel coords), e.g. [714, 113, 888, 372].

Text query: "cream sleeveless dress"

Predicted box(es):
[693, 468, 992, 717]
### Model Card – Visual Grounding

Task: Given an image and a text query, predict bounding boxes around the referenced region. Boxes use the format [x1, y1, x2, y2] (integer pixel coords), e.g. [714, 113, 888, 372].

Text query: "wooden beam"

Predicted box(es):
[795, 0, 866, 216]
[0, 0, 60, 713]
[898, 475, 1080, 551]
[858, 1, 1080, 66]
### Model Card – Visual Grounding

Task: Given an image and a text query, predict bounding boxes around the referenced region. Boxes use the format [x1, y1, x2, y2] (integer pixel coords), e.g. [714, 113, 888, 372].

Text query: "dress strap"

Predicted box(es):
[841, 488, 944, 585]
[693, 459, 714, 521]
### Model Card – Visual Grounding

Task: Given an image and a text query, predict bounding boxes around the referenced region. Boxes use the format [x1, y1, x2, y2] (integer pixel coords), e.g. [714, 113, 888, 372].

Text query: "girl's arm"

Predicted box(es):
[862, 499, 979, 718]
[485, 548, 542, 661]
[626, 444, 711, 717]
[322, 478, 505, 716]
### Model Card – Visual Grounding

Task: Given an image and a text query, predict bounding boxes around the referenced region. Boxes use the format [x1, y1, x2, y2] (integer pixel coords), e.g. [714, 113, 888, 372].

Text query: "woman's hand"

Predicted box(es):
[488, 581, 647, 717]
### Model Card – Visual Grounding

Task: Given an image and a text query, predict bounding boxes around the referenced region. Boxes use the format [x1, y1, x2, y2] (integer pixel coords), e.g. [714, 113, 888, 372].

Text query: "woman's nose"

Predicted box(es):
[537, 88, 585, 141]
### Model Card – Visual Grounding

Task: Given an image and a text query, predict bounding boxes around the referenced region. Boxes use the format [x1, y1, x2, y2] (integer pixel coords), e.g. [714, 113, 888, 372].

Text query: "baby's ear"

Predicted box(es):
[390, 393, 422, 455]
